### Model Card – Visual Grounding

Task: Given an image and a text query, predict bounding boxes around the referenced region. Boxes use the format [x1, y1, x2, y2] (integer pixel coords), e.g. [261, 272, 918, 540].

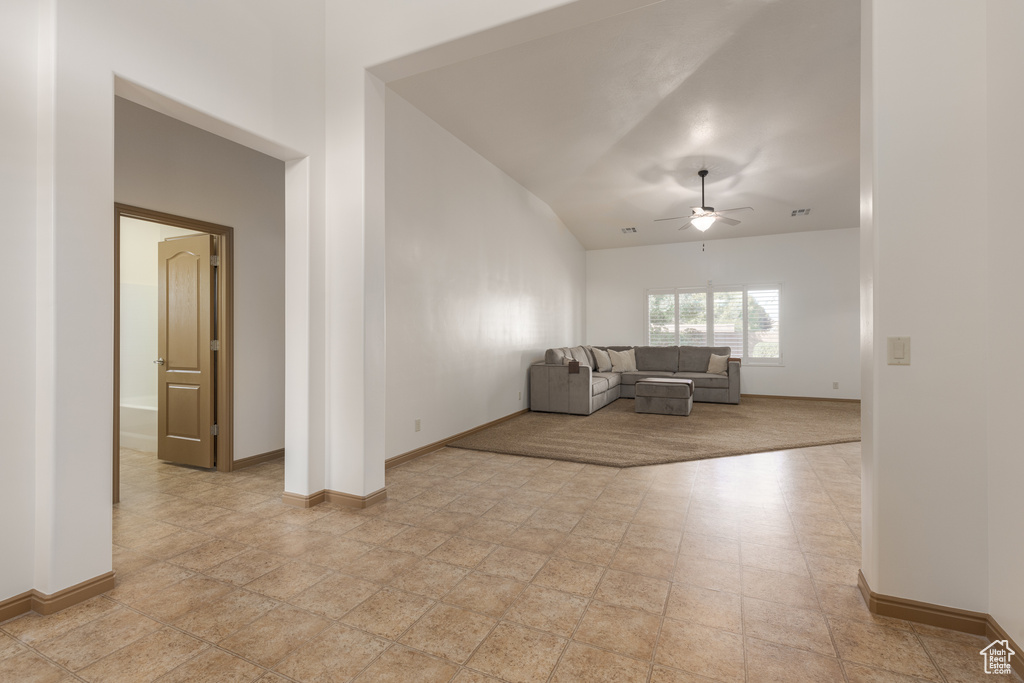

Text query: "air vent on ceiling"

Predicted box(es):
[791, 208, 811, 217]
[621, 227, 637, 234]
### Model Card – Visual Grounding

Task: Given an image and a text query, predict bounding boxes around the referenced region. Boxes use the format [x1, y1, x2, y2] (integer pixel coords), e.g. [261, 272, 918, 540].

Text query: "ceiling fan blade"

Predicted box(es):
[715, 216, 741, 226]
[677, 223, 692, 231]
[715, 206, 754, 214]
[690, 207, 705, 214]
[654, 216, 686, 222]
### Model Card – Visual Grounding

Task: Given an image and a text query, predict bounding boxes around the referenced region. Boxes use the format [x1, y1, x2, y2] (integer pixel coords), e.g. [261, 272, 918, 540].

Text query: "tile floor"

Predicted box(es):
[2, 444, 1019, 682]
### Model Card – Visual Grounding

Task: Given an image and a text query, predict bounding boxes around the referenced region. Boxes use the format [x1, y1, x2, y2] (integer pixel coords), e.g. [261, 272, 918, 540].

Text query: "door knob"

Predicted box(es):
[154, 358, 165, 365]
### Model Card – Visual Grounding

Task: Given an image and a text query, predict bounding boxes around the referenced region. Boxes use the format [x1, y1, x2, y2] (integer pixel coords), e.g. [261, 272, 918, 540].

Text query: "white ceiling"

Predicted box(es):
[388, 0, 860, 250]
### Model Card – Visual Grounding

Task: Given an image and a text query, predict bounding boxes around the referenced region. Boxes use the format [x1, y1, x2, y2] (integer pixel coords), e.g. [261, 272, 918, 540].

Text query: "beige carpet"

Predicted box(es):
[449, 397, 860, 467]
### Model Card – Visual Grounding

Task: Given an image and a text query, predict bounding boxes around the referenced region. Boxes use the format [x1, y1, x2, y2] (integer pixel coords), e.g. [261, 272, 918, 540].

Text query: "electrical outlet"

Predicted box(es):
[518, 391, 522, 401]
[414, 419, 421, 432]
[833, 382, 839, 390]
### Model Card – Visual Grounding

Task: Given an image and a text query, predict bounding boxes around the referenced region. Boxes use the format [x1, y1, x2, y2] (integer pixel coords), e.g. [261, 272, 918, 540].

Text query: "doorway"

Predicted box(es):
[113, 203, 234, 503]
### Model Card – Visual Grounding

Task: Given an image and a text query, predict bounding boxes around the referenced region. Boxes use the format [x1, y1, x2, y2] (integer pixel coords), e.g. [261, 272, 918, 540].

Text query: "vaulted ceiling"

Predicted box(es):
[388, 0, 860, 250]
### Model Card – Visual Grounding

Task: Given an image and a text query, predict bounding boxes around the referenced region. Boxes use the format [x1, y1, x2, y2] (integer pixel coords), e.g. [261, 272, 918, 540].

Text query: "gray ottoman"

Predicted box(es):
[634, 378, 694, 416]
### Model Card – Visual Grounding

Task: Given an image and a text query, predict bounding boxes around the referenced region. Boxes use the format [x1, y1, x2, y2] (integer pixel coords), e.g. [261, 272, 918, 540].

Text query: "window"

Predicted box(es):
[646, 284, 782, 365]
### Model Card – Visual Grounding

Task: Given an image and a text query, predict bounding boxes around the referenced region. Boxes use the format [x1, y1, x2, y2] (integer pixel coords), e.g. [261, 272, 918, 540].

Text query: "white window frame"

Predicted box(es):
[644, 283, 783, 366]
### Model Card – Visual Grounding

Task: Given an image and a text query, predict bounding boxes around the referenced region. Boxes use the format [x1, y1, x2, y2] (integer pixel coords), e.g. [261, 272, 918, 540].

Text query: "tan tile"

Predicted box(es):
[459, 519, 519, 544]
[419, 510, 479, 533]
[132, 575, 235, 621]
[523, 508, 581, 533]
[243, 561, 331, 601]
[258, 529, 336, 559]
[741, 596, 835, 656]
[399, 603, 496, 664]
[218, 604, 331, 668]
[352, 644, 458, 683]
[910, 622, 988, 648]
[466, 622, 566, 683]
[799, 531, 861, 561]
[552, 535, 618, 566]
[673, 555, 741, 593]
[172, 589, 279, 641]
[303, 536, 374, 570]
[77, 627, 206, 683]
[843, 661, 943, 683]
[383, 527, 453, 556]
[0, 649, 73, 683]
[33, 607, 161, 671]
[477, 546, 548, 582]
[679, 532, 741, 564]
[631, 506, 687, 531]
[550, 641, 649, 683]
[654, 618, 744, 683]
[506, 585, 588, 637]
[571, 515, 628, 543]
[205, 548, 290, 586]
[740, 541, 810, 577]
[0, 633, 26, 661]
[744, 635, 844, 683]
[919, 634, 1001, 683]
[288, 573, 380, 619]
[274, 623, 389, 682]
[388, 558, 469, 599]
[443, 572, 526, 617]
[503, 528, 569, 555]
[574, 601, 661, 660]
[610, 544, 677, 581]
[805, 553, 861, 586]
[129, 528, 211, 560]
[594, 569, 670, 614]
[445, 494, 498, 516]
[622, 524, 681, 553]
[532, 557, 605, 596]
[665, 583, 742, 633]
[741, 566, 820, 610]
[305, 510, 368, 535]
[1, 596, 118, 646]
[814, 581, 912, 630]
[340, 547, 421, 583]
[111, 545, 158, 576]
[106, 561, 194, 604]
[168, 538, 247, 571]
[343, 518, 410, 544]
[484, 501, 537, 524]
[649, 666, 722, 683]
[428, 536, 496, 568]
[341, 587, 434, 639]
[828, 615, 942, 681]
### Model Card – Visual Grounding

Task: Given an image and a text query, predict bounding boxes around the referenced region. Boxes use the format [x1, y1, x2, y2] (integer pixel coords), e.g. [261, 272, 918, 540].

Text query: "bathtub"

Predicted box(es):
[120, 396, 157, 452]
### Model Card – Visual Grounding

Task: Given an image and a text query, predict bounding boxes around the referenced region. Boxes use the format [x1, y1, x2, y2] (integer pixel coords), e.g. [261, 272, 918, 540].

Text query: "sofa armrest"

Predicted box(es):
[529, 363, 593, 414]
[728, 358, 741, 404]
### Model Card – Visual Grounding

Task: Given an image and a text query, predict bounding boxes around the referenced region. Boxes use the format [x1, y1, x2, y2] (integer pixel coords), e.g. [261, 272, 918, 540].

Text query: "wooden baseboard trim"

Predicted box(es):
[0, 571, 117, 622]
[386, 409, 530, 470]
[281, 487, 387, 510]
[281, 490, 326, 508]
[325, 487, 387, 510]
[742, 393, 862, 403]
[234, 448, 284, 470]
[858, 571, 1023, 677]
[0, 590, 34, 623]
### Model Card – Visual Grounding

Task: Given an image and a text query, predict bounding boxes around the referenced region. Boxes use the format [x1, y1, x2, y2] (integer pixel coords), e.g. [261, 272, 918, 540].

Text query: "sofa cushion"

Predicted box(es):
[707, 353, 729, 375]
[570, 345, 592, 368]
[544, 347, 570, 364]
[609, 348, 637, 372]
[674, 371, 730, 389]
[593, 372, 620, 388]
[620, 370, 674, 385]
[591, 376, 609, 396]
[590, 346, 612, 372]
[635, 346, 680, 372]
[678, 346, 731, 372]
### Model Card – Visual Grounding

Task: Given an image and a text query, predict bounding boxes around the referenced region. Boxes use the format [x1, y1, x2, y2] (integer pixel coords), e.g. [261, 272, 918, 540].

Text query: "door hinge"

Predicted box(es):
[211, 424, 219, 436]
[210, 339, 220, 351]
[210, 255, 220, 267]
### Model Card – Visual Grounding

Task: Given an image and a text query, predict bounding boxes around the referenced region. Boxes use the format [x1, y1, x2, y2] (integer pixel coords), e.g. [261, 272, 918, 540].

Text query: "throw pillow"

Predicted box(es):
[591, 347, 612, 372]
[570, 345, 591, 368]
[707, 353, 729, 375]
[609, 348, 637, 373]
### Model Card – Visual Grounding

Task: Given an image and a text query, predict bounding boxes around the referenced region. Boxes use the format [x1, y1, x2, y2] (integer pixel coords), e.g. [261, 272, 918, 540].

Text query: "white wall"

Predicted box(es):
[115, 98, 287, 463]
[587, 229, 860, 399]
[861, 0, 1007, 628]
[986, 0, 1024, 645]
[0, 0, 39, 603]
[384, 90, 585, 458]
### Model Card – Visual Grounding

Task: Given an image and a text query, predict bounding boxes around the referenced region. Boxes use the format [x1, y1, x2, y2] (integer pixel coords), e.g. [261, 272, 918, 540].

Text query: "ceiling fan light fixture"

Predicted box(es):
[692, 215, 716, 232]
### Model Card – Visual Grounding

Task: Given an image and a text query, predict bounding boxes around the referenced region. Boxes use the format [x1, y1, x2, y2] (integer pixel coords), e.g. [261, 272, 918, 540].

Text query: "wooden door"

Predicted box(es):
[157, 234, 216, 468]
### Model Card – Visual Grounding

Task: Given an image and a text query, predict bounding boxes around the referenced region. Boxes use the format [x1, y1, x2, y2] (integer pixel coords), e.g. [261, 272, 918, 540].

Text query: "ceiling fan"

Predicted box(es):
[656, 169, 753, 232]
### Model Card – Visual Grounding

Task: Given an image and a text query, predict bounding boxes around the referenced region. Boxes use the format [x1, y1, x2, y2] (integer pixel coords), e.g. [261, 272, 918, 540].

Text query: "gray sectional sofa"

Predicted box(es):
[530, 345, 740, 415]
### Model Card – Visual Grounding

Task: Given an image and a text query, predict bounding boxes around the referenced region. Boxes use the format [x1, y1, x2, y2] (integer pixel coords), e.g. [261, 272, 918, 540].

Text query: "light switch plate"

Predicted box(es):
[887, 337, 911, 365]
